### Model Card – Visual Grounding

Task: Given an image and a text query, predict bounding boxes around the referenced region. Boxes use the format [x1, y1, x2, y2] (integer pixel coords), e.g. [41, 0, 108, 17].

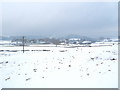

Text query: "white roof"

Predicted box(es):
[82, 41, 91, 43]
[69, 38, 81, 40]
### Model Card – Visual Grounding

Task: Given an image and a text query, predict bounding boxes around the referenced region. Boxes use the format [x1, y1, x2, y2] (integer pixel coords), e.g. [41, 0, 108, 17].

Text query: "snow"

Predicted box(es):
[0, 44, 118, 88]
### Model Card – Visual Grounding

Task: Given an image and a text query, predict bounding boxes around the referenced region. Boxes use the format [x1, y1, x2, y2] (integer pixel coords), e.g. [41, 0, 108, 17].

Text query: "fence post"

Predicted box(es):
[23, 36, 24, 53]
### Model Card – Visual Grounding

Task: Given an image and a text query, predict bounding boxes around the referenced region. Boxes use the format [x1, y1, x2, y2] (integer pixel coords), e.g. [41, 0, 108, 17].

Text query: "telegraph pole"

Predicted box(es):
[22, 36, 24, 53]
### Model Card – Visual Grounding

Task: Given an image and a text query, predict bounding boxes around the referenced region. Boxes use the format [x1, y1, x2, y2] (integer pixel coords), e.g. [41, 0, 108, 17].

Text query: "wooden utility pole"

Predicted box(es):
[22, 36, 24, 53]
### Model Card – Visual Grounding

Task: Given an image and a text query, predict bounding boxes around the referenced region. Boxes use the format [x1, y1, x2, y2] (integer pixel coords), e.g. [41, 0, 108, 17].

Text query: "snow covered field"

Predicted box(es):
[0, 44, 118, 88]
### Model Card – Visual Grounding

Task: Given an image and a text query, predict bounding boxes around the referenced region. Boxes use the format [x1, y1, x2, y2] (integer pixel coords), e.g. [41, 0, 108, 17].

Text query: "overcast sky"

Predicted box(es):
[1, 2, 118, 38]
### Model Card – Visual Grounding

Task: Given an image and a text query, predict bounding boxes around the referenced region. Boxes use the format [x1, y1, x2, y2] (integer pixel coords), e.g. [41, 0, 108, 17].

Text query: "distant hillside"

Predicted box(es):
[60, 34, 97, 41]
[1, 36, 45, 40]
[1, 35, 114, 42]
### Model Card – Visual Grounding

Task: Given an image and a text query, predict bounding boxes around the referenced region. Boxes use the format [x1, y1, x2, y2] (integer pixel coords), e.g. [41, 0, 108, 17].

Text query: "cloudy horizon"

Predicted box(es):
[1, 2, 118, 39]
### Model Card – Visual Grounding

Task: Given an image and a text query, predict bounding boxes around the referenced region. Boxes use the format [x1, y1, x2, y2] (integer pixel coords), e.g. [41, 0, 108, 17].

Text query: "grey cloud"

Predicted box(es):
[2, 2, 118, 38]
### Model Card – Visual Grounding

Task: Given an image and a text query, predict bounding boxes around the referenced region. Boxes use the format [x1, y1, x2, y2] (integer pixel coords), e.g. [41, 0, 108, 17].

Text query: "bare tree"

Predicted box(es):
[50, 38, 60, 47]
